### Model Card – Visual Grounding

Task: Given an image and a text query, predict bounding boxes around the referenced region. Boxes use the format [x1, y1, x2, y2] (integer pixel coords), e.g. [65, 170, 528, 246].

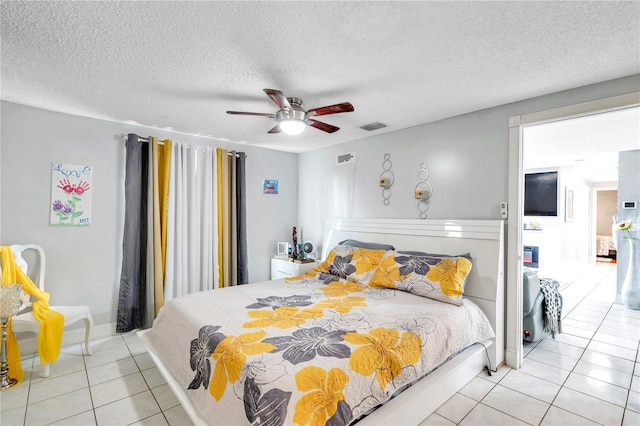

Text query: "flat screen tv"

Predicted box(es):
[524, 171, 558, 216]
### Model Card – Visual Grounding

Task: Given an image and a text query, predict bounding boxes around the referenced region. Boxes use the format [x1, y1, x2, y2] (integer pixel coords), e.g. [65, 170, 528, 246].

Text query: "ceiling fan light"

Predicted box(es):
[280, 119, 306, 135]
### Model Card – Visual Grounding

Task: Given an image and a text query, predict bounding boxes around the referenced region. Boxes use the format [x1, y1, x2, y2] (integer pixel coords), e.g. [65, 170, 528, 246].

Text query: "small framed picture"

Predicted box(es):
[263, 179, 278, 194]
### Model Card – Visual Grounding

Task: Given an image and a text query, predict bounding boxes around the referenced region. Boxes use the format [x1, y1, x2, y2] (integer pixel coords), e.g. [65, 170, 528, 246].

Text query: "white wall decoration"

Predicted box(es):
[50, 162, 93, 226]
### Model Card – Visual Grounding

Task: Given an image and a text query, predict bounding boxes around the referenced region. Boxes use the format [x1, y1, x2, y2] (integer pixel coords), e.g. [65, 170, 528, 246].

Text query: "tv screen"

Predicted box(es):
[524, 171, 558, 216]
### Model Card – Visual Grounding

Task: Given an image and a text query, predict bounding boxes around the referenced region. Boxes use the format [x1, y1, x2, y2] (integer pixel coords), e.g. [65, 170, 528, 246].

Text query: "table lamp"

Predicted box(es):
[1, 283, 22, 390]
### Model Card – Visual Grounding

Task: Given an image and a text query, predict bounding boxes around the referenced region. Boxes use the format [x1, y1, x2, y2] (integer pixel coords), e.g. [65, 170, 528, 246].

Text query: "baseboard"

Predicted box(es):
[505, 346, 522, 369]
[16, 322, 116, 355]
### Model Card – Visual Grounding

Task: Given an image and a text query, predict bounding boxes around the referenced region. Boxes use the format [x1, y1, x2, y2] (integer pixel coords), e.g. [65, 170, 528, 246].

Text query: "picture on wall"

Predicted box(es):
[263, 179, 278, 194]
[50, 162, 93, 226]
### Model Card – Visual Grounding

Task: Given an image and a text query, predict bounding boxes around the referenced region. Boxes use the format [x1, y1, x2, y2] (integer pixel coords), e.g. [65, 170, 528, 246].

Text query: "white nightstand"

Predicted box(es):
[270, 258, 320, 280]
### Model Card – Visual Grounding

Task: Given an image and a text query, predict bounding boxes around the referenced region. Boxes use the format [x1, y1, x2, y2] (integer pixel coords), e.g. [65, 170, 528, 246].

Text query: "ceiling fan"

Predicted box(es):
[226, 89, 354, 135]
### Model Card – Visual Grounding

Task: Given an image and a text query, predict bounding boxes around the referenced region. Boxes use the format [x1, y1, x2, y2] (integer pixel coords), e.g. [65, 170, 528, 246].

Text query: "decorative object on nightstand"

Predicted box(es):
[301, 241, 316, 260]
[0, 283, 22, 390]
[291, 226, 299, 258]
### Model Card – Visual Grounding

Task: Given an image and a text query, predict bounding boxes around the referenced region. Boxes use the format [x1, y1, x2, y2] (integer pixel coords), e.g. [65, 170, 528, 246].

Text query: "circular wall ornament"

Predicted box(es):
[415, 162, 432, 219]
[379, 153, 394, 206]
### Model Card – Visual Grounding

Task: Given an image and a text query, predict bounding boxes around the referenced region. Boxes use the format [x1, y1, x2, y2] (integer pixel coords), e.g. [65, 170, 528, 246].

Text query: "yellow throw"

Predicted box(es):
[1, 246, 64, 384]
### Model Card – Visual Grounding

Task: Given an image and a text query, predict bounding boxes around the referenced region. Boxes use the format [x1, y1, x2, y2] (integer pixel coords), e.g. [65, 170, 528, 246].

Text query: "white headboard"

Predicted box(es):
[322, 218, 505, 369]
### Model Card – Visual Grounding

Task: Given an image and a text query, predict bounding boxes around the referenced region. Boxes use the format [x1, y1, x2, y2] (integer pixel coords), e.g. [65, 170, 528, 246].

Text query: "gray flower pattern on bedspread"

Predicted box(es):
[328, 254, 356, 279]
[188, 325, 225, 390]
[162, 269, 495, 426]
[246, 295, 314, 310]
[394, 254, 436, 275]
[263, 327, 351, 365]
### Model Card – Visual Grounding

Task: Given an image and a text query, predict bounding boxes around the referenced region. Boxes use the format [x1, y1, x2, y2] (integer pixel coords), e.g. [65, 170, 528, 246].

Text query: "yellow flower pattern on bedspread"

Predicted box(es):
[143, 246, 494, 426]
[313, 296, 367, 314]
[318, 280, 366, 297]
[343, 328, 421, 389]
[210, 331, 276, 400]
[370, 251, 473, 306]
[427, 257, 472, 296]
[242, 306, 322, 329]
[293, 366, 349, 426]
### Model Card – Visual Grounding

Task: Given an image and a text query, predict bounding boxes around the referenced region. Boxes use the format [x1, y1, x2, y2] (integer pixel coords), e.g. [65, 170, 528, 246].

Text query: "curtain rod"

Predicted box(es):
[124, 135, 246, 157]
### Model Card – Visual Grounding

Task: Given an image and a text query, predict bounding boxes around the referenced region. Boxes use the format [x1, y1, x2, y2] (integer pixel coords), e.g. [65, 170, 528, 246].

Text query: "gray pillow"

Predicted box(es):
[398, 251, 472, 262]
[339, 239, 395, 251]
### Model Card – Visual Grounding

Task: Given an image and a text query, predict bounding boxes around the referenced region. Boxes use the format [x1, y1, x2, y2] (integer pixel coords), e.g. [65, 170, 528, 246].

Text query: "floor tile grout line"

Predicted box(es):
[82, 341, 100, 426]
[525, 266, 629, 425]
[122, 333, 171, 425]
[545, 278, 632, 425]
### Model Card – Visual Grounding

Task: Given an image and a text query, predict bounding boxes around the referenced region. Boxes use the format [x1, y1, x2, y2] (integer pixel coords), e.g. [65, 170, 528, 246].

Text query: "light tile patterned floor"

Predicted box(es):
[1, 262, 638, 425]
[423, 262, 639, 426]
[0, 332, 192, 426]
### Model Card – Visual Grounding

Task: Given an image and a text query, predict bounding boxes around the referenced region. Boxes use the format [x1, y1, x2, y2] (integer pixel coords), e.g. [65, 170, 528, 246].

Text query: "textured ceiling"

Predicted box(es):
[524, 106, 640, 183]
[1, 1, 639, 153]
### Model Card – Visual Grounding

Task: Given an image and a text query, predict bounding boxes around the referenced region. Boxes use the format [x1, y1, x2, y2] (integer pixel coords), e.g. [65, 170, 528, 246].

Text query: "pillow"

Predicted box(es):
[316, 245, 387, 286]
[339, 239, 395, 251]
[369, 251, 472, 306]
[397, 251, 473, 289]
[397, 251, 472, 262]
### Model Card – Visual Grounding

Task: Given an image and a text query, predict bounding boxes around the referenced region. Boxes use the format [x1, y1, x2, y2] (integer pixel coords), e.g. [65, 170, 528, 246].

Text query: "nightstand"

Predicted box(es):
[270, 258, 319, 280]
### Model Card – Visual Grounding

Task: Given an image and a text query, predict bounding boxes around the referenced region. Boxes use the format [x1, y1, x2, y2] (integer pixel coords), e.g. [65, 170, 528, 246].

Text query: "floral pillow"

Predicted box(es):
[397, 251, 473, 289]
[369, 251, 472, 306]
[313, 245, 387, 286]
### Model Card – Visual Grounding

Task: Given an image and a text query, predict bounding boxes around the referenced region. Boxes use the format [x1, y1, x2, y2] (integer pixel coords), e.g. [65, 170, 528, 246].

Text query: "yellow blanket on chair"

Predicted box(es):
[1, 246, 64, 385]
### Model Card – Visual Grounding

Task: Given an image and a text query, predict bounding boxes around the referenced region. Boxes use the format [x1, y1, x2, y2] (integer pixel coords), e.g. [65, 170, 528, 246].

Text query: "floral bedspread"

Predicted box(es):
[141, 275, 494, 425]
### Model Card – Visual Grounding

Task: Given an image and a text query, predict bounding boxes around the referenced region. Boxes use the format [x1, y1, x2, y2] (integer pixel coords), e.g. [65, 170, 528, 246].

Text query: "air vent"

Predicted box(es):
[360, 122, 387, 131]
[337, 152, 355, 165]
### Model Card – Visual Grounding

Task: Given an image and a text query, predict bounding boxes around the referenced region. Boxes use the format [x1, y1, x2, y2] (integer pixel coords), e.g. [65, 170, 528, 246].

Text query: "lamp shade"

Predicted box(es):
[0, 284, 22, 318]
[280, 119, 306, 135]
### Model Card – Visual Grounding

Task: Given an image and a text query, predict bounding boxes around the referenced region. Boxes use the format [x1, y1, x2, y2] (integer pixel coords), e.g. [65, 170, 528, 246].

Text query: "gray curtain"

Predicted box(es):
[236, 152, 248, 284]
[116, 134, 150, 332]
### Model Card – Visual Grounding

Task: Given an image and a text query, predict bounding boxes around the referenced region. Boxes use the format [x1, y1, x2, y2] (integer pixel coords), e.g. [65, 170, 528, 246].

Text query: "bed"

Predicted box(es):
[140, 218, 505, 425]
[596, 234, 616, 257]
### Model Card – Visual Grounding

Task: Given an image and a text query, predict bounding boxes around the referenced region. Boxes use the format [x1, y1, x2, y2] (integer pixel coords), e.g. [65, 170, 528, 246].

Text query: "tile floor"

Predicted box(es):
[424, 262, 639, 426]
[1, 262, 638, 425]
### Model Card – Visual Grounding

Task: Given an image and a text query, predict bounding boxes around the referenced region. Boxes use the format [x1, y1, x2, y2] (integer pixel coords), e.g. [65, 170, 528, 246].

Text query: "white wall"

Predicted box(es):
[0, 102, 299, 326]
[299, 75, 640, 258]
[597, 190, 617, 236]
[616, 149, 640, 294]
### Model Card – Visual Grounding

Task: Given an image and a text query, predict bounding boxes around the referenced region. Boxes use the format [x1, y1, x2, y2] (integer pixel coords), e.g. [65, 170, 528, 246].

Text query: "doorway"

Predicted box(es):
[505, 93, 640, 369]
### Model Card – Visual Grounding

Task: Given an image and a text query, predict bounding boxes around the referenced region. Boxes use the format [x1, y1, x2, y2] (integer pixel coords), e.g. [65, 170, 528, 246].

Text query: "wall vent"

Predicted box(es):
[337, 152, 355, 165]
[360, 122, 387, 131]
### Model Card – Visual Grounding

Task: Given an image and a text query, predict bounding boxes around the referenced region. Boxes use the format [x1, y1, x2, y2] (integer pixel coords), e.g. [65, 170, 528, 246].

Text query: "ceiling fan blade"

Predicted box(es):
[308, 102, 354, 116]
[268, 124, 282, 134]
[264, 89, 292, 110]
[309, 119, 340, 133]
[226, 111, 275, 117]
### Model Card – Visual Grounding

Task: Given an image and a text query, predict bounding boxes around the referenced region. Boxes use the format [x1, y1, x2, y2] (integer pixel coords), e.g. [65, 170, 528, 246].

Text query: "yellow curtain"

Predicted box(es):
[152, 138, 172, 315]
[216, 148, 232, 287]
[1, 246, 64, 385]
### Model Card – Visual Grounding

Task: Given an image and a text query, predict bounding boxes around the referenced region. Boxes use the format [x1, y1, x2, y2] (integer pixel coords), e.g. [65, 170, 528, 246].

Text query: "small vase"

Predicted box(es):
[621, 238, 640, 310]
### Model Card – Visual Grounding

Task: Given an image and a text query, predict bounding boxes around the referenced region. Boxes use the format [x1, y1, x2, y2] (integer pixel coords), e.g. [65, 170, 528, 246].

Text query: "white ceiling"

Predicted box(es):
[1, 1, 639, 154]
[524, 106, 640, 183]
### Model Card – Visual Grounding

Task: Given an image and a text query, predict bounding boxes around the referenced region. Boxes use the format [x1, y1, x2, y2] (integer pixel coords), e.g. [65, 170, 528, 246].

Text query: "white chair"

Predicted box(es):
[9, 244, 93, 377]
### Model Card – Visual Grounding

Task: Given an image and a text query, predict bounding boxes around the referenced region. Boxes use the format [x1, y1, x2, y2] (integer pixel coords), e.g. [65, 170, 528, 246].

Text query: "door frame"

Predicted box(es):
[506, 92, 640, 369]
